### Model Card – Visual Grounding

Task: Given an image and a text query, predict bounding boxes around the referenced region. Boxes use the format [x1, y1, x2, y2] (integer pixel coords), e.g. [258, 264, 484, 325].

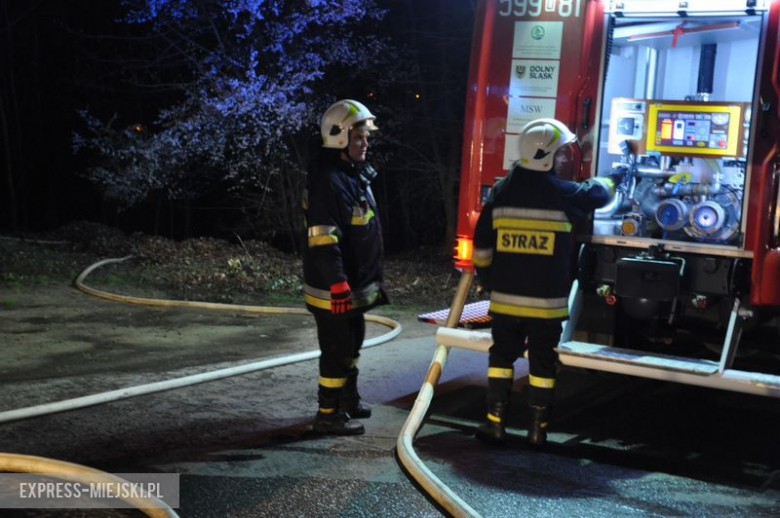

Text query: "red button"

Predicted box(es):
[719, 140, 726, 147]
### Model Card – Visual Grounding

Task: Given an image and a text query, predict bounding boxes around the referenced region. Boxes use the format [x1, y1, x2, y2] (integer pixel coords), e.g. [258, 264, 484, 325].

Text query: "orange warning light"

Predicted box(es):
[454, 236, 473, 269]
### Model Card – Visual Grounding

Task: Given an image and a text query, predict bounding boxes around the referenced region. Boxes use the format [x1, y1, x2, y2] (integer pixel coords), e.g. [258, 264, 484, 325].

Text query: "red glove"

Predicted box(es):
[330, 281, 352, 315]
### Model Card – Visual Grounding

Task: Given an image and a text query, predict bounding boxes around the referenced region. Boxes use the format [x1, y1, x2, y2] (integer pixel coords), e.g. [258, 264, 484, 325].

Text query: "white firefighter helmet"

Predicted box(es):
[517, 118, 577, 172]
[320, 99, 378, 149]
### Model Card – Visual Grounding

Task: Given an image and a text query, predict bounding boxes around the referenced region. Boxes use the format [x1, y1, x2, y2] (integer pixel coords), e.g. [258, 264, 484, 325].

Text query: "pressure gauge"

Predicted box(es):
[690, 201, 726, 235]
[656, 199, 689, 231]
[711, 113, 730, 125]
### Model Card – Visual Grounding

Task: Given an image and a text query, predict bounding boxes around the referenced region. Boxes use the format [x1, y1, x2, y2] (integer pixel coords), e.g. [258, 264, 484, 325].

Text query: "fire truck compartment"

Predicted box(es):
[591, 10, 762, 253]
[614, 256, 684, 300]
[580, 243, 751, 297]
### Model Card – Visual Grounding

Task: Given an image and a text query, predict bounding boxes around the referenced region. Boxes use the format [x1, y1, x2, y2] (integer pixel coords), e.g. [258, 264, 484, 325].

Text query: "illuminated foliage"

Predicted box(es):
[74, 0, 392, 210]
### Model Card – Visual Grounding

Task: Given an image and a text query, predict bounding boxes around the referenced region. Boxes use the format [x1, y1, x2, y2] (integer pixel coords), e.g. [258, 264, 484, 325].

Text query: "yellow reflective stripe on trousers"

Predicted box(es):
[529, 374, 555, 389]
[308, 235, 339, 247]
[487, 367, 514, 379]
[489, 302, 569, 319]
[319, 407, 336, 414]
[319, 376, 347, 388]
[493, 218, 572, 232]
[487, 413, 502, 423]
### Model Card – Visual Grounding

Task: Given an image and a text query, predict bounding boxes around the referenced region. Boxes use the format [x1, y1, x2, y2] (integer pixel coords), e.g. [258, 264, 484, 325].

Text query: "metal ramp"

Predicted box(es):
[418, 300, 492, 328]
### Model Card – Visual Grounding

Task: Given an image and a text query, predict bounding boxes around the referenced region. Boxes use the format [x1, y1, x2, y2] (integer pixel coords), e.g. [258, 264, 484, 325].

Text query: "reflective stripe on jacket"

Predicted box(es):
[473, 165, 611, 320]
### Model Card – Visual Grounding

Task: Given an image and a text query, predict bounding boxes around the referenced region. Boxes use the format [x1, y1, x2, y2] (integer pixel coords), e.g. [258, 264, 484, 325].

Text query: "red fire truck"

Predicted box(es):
[451, 0, 780, 396]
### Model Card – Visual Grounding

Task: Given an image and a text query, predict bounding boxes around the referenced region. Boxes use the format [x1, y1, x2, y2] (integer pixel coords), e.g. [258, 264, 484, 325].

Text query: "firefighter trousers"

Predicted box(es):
[487, 315, 562, 408]
[313, 312, 366, 412]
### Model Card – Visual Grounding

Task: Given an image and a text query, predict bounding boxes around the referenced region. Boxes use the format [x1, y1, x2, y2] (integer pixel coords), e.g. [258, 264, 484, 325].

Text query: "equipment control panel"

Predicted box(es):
[608, 98, 748, 158]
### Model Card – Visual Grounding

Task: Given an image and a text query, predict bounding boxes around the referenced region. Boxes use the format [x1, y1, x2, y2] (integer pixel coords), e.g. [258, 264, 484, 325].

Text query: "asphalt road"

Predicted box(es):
[1, 284, 779, 516]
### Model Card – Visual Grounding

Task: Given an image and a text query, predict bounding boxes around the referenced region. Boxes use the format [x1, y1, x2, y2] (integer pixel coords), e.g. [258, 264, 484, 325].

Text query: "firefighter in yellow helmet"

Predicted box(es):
[302, 99, 388, 435]
[472, 118, 616, 446]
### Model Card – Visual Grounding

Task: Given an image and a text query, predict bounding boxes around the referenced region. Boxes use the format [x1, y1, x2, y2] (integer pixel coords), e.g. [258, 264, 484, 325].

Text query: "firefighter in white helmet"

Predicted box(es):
[472, 118, 616, 446]
[302, 99, 387, 435]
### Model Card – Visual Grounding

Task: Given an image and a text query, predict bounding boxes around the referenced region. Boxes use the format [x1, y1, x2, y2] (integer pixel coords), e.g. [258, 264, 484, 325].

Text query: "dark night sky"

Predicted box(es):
[1, 1, 147, 230]
[0, 1, 475, 247]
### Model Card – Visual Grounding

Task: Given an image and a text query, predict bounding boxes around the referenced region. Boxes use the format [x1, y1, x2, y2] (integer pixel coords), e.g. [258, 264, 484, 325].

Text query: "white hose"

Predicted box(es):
[0, 255, 401, 518]
[395, 269, 481, 517]
[0, 256, 400, 425]
[0, 453, 177, 518]
[397, 345, 480, 517]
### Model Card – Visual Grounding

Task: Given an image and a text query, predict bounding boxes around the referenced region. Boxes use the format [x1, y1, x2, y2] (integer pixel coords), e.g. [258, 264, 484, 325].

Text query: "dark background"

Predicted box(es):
[0, 0, 477, 253]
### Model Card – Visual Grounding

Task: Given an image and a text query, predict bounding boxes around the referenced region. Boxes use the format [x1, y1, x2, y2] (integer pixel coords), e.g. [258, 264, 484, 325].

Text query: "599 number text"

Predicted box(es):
[498, 0, 582, 18]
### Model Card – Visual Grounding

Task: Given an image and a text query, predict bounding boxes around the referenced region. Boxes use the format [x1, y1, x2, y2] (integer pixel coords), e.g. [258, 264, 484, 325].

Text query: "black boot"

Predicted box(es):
[528, 405, 550, 447]
[341, 368, 371, 419]
[313, 410, 365, 435]
[475, 401, 508, 445]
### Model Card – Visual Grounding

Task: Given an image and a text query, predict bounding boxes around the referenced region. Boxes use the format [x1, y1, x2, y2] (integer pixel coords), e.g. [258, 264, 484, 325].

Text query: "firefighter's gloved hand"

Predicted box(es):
[609, 166, 629, 188]
[330, 281, 352, 315]
[610, 173, 624, 185]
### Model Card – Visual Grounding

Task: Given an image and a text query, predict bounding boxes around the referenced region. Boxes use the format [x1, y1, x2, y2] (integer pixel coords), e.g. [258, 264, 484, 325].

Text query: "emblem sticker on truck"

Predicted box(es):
[497, 229, 555, 255]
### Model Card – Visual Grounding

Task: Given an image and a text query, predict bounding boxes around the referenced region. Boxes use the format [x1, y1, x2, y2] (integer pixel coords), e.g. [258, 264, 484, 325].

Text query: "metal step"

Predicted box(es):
[556, 341, 720, 375]
[433, 280, 780, 397]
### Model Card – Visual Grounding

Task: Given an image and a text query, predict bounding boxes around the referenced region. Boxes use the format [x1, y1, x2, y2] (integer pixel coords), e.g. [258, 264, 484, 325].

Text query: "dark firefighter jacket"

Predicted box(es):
[303, 150, 388, 316]
[472, 165, 612, 320]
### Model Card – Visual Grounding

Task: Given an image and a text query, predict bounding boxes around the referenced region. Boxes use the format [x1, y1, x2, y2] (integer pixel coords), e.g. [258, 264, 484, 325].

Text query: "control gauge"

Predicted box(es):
[711, 113, 730, 125]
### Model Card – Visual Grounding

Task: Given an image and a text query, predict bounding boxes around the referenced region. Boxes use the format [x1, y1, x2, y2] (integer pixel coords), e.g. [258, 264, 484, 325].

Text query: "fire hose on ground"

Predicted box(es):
[395, 269, 482, 518]
[2, 252, 492, 516]
[0, 255, 402, 423]
[0, 453, 177, 518]
[0, 254, 403, 518]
